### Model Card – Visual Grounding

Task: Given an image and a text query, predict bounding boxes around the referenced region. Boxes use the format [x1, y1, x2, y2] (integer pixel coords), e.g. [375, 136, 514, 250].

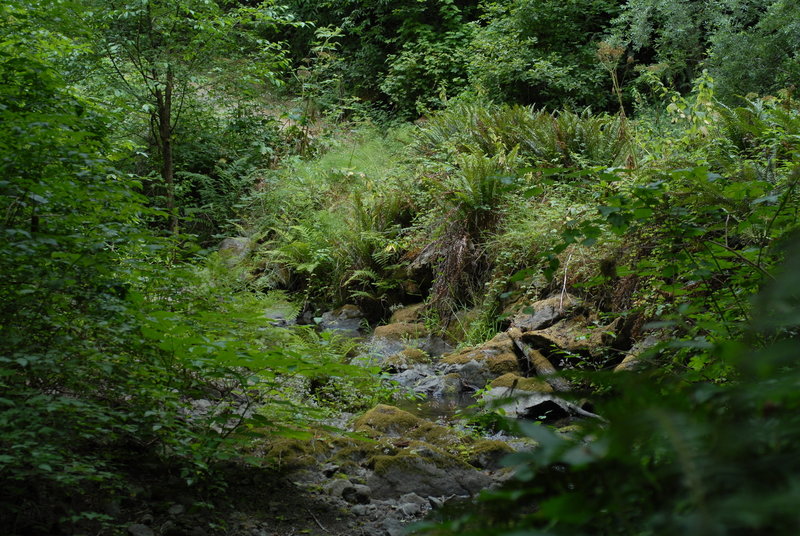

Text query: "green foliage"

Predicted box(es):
[418, 244, 800, 535]
[417, 103, 633, 169]
[0, 6, 388, 531]
[413, 93, 800, 536]
[8, 1, 800, 532]
[247, 127, 416, 306]
[710, 0, 800, 102]
[614, 0, 799, 100]
[283, 0, 477, 116]
[1, 6, 162, 528]
[467, 0, 621, 109]
[69, 0, 296, 236]
[381, 25, 473, 116]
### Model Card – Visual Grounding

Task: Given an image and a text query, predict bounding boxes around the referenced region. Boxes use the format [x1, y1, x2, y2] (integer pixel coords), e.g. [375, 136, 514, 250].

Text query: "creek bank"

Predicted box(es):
[243, 293, 634, 535]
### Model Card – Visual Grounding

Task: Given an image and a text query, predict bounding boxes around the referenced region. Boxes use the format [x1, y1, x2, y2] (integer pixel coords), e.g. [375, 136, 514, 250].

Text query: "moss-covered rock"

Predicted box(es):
[353, 405, 454, 446]
[366, 440, 493, 499]
[370, 440, 465, 474]
[509, 294, 581, 332]
[441, 332, 521, 387]
[373, 322, 428, 341]
[263, 437, 328, 469]
[466, 439, 514, 470]
[384, 348, 431, 370]
[489, 373, 553, 393]
[389, 303, 426, 324]
[521, 317, 620, 356]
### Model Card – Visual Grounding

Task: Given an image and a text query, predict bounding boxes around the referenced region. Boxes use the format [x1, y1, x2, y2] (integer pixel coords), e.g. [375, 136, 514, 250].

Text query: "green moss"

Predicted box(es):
[370, 440, 467, 475]
[442, 351, 474, 365]
[442, 333, 518, 369]
[490, 373, 553, 392]
[389, 303, 426, 324]
[466, 439, 514, 469]
[401, 348, 430, 363]
[487, 352, 521, 375]
[557, 424, 584, 437]
[385, 348, 431, 369]
[354, 404, 422, 435]
[373, 322, 429, 340]
[354, 405, 458, 448]
[264, 437, 325, 469]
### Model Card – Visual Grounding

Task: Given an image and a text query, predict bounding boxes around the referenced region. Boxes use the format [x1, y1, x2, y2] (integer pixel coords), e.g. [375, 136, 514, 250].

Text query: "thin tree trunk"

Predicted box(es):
[156, 66, 178, 235]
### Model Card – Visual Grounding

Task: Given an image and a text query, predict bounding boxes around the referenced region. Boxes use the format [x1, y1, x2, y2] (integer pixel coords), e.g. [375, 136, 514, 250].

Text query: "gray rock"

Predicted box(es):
[392, 366, 435, 389]
[264, 306, 297, 327]
[481, 387, 601, 423]
[127, 524, 155, 536]
[319, 305, 364, 338]
[399, 502, 423, 517]
[352, 504, 375, 516]
[419, 336, 453, 357]
[343, 484, 372, 505]
[510, 294, 579, 332]
[367, 455, 493, 499]
[218, 237, 253, 266]
[353, 338, 408, 367]
[167, 504, 185, 516]
[323, 478, 355, 498]
[428, 496, 445, 509]
[192, 399, 212, 411]
[412, 373, 463, 398]
[398, 492, 427, 507]
[159, 521, 178, 536]
[321, 462, 340, 478]
[383, 517, 409, 536]
[440, 359, 497, 389]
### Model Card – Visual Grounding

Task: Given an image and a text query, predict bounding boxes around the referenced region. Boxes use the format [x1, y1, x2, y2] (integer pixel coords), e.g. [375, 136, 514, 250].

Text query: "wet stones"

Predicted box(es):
[440, 332, 522, 389]
[318, 304, 365, 338]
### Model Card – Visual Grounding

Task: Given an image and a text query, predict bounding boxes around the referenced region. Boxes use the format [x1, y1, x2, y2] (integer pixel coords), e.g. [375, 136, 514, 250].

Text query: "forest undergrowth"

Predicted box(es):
[3, 0, 800, 534]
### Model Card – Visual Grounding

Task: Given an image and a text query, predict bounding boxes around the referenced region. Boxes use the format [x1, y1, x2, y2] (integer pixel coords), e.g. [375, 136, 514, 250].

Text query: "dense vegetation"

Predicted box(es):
[2, 0, 799, 534]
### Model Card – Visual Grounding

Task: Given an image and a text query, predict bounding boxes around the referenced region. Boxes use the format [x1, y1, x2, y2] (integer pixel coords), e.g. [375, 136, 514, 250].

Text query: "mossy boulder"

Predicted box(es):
[366, 440, 493, 499]
[490, 373, 553, 393]
[521, 317, 620, 356]
[441, 332, 521, 387]
[389, 303, 426, 324]
[509, 294, 580, 332]
[467, 439, 514, 470]
[319, 304, 365, 337]
[353, 405, 453, 446]
[263, 437, 328, 469]
[384, 348, 430, 371]
[373, 322, 428, 341]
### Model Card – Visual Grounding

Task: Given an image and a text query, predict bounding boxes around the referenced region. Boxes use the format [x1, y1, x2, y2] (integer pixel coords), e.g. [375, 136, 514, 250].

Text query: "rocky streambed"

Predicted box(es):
[241, 293, 648, 536]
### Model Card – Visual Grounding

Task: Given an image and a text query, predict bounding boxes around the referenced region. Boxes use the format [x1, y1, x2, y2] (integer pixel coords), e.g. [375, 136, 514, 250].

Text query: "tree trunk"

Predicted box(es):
[156, 66, 178, 235]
